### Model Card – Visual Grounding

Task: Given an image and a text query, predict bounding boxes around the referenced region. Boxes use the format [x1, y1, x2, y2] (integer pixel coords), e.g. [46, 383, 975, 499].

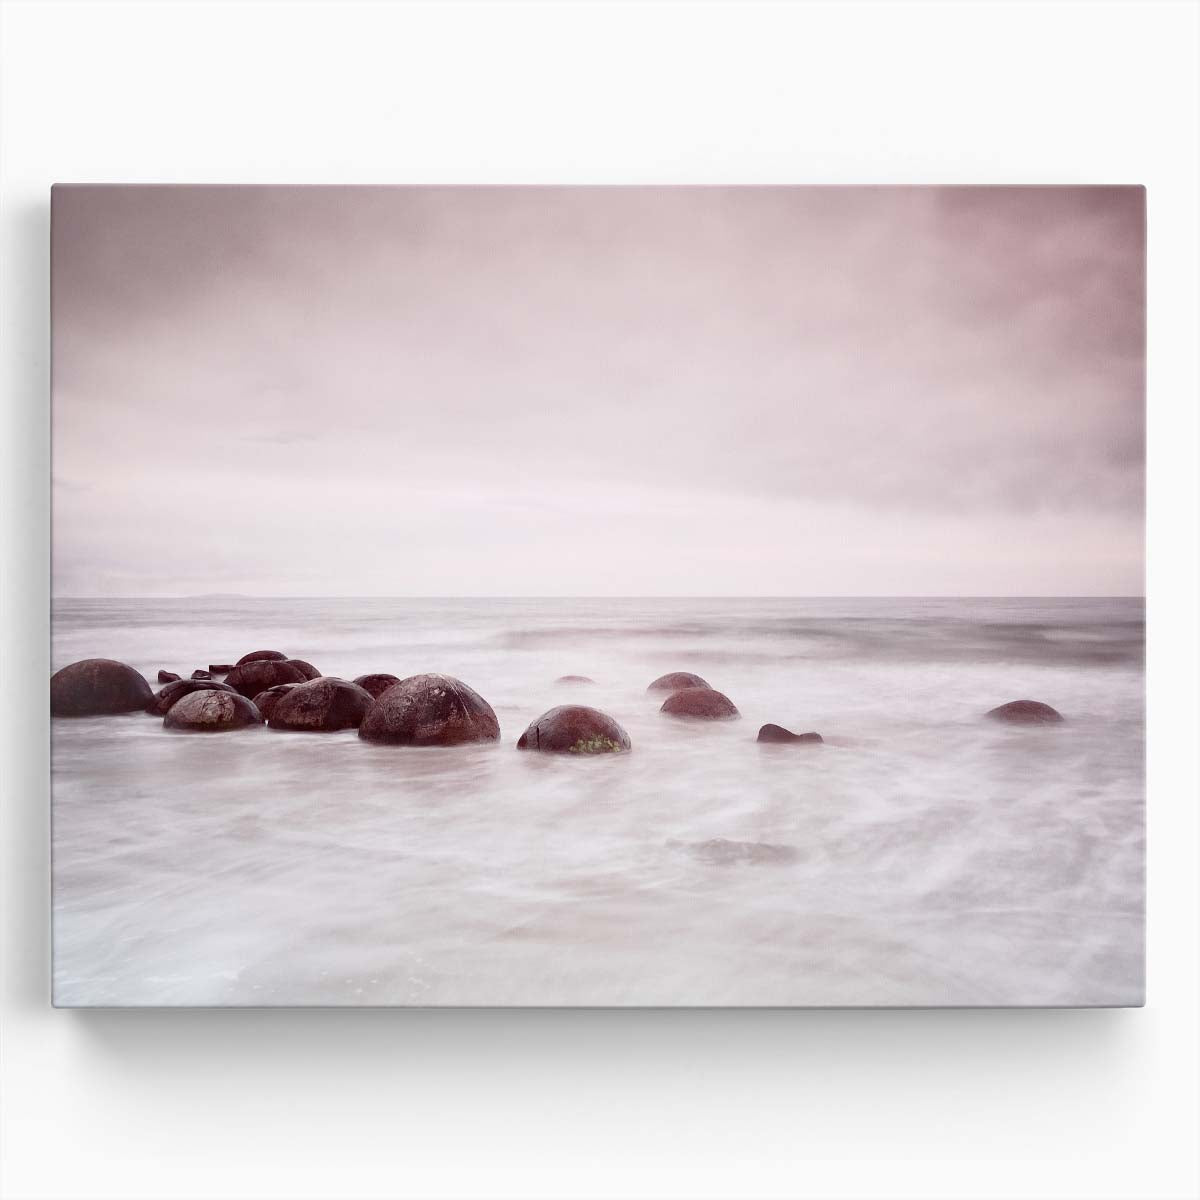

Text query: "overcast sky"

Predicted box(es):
[52, 185, 1144, 597]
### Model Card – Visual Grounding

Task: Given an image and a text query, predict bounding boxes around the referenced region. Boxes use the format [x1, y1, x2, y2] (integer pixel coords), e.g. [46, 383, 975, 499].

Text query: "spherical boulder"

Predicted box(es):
[208, 663, 235, 675]
[661, 687, 739, 720]
[224, 658, 307, 699]
[517, 705, 631, 754]
[163, 689, 263, 732]
[145, 678, 236, 716]
[285, 659, 321, 681]
[235, 649, 288, 666]
[757, 723, 823, 744]
[985, 699, 1064, 724]
[50, 659, 153, 716]
[556, 675, 595, 685]
[157, 670, 180, 684]
[250, 683, 300, 722]
[353, 673, 400, 699]
[647, 671, 710, 693]
[358, 673, 500, 747]
[269, 678, 374, 732]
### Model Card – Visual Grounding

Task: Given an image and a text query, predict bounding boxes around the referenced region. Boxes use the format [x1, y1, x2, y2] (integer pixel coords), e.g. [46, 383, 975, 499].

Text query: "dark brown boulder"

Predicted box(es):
[985, 699, 1064, 724]
[235, 650, 288, 666]
[145, 678, 236, 716]
[269, 678, 374, 732]
[556, 675, 595, 684]
[757, 723, 823, 744]
[285, 659, 321, 681]
[353, 673, 400, 699]
[50, 659, 153, 716]
[190, 669, 212, 680]
[208, 663, 235, 675]
[157, 669, 181, 684]
[661, 687, 739, 720]
[224, 658, 307, 699]
[517, 705, 631, 754]
[647, 671, 710, 693]
[250, 683, 300, 722]
[358, 673, 500, 747]
[163, 689, 263, 732]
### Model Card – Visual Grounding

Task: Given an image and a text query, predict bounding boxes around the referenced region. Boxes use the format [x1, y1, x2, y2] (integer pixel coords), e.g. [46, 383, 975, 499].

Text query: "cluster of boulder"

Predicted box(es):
[49, 654, 1066, 752]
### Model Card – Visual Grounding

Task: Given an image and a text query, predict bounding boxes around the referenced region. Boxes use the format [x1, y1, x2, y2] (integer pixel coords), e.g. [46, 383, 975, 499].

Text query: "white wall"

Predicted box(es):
[2, 3, 1196, 1198]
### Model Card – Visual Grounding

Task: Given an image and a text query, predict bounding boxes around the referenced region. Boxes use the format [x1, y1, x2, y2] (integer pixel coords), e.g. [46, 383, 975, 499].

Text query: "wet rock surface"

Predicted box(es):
[50, 659, 153, 716]
[208, 663, 235, 675]
[285, 659, 321, 681]
[224, 658, 307, 699]
[647, 671, 710, 693]
[269, 678, 374, 732]
[190, 669, 212, 680]
[353, 673, 401, 699]
[660, 687, 740, 720]
[358, 673, 500, 747]
[163, 689, 263, 732]
[757, 723, 823, 744]
[235, 650, 288, 666]
[157, 670, 181, 684]
[517, 705, 631, 754]
[250, 683, 301, 722]
[985, 699, 1064, 724]
[145, 678, 237, 716]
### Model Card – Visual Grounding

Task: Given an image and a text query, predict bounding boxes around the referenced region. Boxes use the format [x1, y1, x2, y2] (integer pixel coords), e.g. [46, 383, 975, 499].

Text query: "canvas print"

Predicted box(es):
[50, 185, 1145, 1007]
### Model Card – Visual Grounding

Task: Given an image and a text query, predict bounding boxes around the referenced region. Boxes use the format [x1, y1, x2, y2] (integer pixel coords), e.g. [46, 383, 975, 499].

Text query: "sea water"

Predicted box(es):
[51, 596, 1144, 1006]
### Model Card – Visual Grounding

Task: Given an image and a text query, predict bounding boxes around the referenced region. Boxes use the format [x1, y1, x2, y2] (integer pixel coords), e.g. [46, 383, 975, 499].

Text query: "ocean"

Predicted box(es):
[50, 596, 1145, 1007]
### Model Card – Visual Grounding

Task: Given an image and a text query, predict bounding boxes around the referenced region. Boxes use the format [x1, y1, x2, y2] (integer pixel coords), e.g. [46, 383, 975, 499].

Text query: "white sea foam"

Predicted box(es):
[51, 596, 1144, 1006]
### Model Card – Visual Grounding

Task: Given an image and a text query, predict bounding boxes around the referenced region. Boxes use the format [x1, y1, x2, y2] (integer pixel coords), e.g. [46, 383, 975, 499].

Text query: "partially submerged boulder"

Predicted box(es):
[250, 683, 300, 722]
[285, 659, 321, 681]
[163, 689, 263, 732]
[50, 659, 153, 716]
[190, 669, 212, 680]
[224, 658, 307, 699]
[358, 673, 500, 747]
[145, 678, 236, 716]
[157, 670, 180, 684]
[235, 649, 288, 666]
[208, 663, 235, 675]
[757, 723, 823, 744]
[661, 687, 739, 720]
[556, 675, 595, 684]
[353, 673, 400, 699]
[670, 838, 800, 866]
[985, 699, 1064, 724]
[647, 671, 710, 693]
[517, 705, 631, 754]
[269, 678, 374, 732]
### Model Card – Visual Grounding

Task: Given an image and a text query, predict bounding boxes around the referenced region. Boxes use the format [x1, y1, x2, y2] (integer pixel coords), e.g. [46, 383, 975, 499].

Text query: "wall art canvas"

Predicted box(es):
[50, 185, 1145, 1007]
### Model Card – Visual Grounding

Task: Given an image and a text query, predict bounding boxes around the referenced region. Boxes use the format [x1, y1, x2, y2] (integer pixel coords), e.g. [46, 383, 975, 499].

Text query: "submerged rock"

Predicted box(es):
[647, 671, 710, 693]
[353, 673, 401, 699]
[285, 659, 321, 681]
[208, 663, 235, 675]
[250, 683, 300, 722]
[670, 838, 800, 866]
[157, 670, 181, 684]
[757, 723, 823, 744]
[358, 673, 500, 747]
[985, 699, 1064, 724]
[50, 659, 153, 716]
[224, 658, 307, 699]
[517, 705, 631, 754]
[555, 675, 595, 684]
[661, 687, 739, 720]
[163, 689, 262, 732]
[145, 678, 236, 716]
[269, 678, 374, 732]
[235, 649, 288, 666]
[190, 669, 212, 680]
